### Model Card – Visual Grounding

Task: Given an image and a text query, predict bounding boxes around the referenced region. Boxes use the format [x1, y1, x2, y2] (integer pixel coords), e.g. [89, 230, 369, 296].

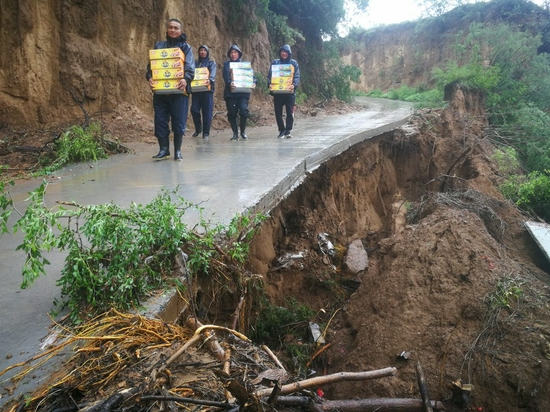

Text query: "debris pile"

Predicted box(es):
[2, 309, 444, 411]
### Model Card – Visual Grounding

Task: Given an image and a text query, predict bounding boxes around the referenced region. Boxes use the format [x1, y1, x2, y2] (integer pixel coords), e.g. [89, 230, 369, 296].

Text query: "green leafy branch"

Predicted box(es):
[2, 181, 267, 323]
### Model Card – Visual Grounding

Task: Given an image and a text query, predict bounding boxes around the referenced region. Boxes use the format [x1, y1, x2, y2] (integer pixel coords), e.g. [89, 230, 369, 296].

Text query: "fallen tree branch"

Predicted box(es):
[273, 396, 444, 411]
[261, 344, 286, 371]
[140, 395, 233, 409]
[255, 368, 397, 397]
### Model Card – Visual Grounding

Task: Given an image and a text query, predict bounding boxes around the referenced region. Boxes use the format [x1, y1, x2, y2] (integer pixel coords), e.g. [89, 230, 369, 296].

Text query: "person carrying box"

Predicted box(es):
[190, 45, 216, 139]
[145, 18, 195, 161]
[267, 44, 300, 139]
[223, 44, 256, 141]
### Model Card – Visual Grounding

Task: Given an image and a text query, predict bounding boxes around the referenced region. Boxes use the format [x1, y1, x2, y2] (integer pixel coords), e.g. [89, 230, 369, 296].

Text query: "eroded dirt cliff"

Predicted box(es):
[248, 86, 550, 411]
[341, 0, 546, 92]
[0, 0, 271, 128]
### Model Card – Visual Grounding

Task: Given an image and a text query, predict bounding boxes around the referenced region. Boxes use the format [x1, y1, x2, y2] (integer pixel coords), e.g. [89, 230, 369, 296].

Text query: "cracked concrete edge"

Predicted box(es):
[248, 118, 411, 219]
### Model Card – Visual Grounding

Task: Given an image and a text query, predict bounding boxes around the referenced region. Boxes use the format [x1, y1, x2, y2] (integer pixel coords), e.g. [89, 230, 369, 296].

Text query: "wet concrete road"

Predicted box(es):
[0, 97, 412, 406]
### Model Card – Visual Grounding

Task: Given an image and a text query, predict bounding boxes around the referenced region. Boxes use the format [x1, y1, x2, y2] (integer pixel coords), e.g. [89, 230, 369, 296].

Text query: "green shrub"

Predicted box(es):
[321, 63, 361, 102]
[492, 146, 521, 177]
[0, 166, 14, 235]
[53, 122, 107, 168]
[250, 298, 315, 345]
[500, 170, 550, 221]
[295, 89, 307, 106]
[368, 86, 444, 108]
[486, 277, 523, 310]
[493, 105, 550, 173]
[433, 61, 500, 92]
[8, 182, 265, 323]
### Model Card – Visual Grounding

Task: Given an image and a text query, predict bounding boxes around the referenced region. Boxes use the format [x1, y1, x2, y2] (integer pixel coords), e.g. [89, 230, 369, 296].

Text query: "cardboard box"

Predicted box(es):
[270, 77, 293, 85]
[229, 61, 252, 69]
[231, 67, 254, 81]
[152, 68, 184, 80]
[151, 79, 185, 94]
[194, 67, 210, 80]
[149, 48, 185, 60]
[150, 58, 184, 69]
[271, 64, 294, 75]
[190, 79, 211, 92]
[232, 80, 254, 93]
[232, 72, 254, 82]
[270, 83, 293, 94]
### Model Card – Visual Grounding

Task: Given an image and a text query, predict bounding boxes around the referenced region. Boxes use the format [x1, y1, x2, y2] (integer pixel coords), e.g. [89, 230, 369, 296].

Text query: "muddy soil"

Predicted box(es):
[248, 86, 550, 412]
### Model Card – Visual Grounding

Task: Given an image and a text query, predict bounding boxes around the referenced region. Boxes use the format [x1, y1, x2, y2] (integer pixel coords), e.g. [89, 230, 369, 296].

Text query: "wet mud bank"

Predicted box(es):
[246, 87, 550, 411]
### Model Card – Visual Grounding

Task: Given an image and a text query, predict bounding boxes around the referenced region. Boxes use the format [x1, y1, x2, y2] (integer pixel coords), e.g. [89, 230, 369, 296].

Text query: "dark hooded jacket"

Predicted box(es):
[223, 44, 255, 100]
[267, 44, 300, 95]
[145, 32, 195, 94]
[194, 44, 216, 93]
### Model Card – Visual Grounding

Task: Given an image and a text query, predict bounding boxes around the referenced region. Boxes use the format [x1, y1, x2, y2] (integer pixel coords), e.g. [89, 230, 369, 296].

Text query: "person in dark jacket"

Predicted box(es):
[146, 18, 195, 161]
[190, 45, 216, 139]
[267, 44, 300, 138]
[223, 44, 255, 141]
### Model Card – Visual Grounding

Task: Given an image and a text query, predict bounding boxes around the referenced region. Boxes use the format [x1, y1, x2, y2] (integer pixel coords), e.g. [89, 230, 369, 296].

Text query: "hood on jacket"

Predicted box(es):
[198, 44, 210, 61]
[227, 44, 243, 60]
[279, 44, 292, 61]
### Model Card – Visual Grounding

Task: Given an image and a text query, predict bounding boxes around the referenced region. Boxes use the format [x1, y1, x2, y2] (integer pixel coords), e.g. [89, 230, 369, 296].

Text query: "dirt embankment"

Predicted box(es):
[0, 0, 271, 130]
[248, 85, 550, 411]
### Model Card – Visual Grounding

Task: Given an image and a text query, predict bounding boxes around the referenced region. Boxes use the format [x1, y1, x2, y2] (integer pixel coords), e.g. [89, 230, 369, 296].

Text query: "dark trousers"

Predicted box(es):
[225, 97, 250, 122]
[273, 94, 296, 132]
[153, 93, 189, 139]
[191, 92, 214, 134]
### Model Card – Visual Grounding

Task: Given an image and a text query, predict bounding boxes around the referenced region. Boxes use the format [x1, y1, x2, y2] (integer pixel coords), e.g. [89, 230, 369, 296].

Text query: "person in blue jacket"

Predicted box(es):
[223, 44, 255, 141]
[146, 18, 195, 161]
[267, 44, 300, 138]
[190, 45, 216, 139]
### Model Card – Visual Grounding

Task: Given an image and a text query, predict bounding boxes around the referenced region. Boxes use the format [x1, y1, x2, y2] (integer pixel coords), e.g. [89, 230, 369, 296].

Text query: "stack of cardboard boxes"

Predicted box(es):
[190, 67, 211, 92]
[230, 62, 254, 93]
[269, 64, 294, 94]
[149, 48, 185, 94]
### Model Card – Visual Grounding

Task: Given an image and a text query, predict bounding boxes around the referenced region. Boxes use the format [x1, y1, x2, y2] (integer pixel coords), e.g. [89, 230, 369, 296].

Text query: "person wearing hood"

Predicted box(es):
[267, 44, 300, 138]
[146, 18, 195, 161]
[223, 44, 255, 140]
[191, 45, 216, 139]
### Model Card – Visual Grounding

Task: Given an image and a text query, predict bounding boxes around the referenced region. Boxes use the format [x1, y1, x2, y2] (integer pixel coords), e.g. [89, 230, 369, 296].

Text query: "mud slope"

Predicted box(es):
[249, 85, 550, 412]
[0, 0, 271, 128]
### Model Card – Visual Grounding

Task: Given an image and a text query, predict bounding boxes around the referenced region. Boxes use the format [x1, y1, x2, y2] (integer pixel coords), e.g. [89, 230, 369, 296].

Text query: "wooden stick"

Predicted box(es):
[186, 318, 227, 361]
[255, 368, 397, 397]
[261, 344, 286, 371]
[140, 395, 232, 409]
[164, 333, 202, 368]
[162, 386, 177, 412]
[267, 381, 282, 404]
[231, 294, 245, 331]
[273, 396, 444, 411]
[224, 348, 236, 403]
[306, 343, 332, 367]
[415, 361, 433, 412]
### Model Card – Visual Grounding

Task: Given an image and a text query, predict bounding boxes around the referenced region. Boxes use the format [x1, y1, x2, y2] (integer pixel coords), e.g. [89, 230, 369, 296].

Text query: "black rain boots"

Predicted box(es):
[174, 134, 183, 161]
[152, 136, 170, 160]
[230, 118, 239, 141]
[240, 117, 248, 140]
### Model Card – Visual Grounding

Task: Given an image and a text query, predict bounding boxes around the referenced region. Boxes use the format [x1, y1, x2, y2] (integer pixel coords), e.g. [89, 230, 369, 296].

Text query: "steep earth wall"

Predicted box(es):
[0, 0, 271, 128]
[342, 0, 545, 92]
